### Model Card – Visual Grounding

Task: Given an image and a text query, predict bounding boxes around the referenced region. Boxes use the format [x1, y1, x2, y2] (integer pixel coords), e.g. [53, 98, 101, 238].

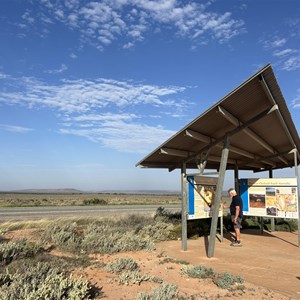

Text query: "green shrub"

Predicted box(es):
[136, 283, 178, 300]
[0, 262, 95, 299]
[159, 257, 190, 265]
[82, 225, 155, 254]
[104, 257, 138, 273]
[213, 272, 244, 289]
[42, 222, 81, 251]
[0, 238, 42, 265]
[82, 198, 108, 205]
[140, 221, 176, 241]
[181, 264, 215, 279]
[118, 270, 156, 285]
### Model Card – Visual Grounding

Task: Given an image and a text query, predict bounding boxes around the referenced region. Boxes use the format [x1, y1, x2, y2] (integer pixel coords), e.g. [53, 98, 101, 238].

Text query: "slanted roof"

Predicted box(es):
[136, 64, 300, 172]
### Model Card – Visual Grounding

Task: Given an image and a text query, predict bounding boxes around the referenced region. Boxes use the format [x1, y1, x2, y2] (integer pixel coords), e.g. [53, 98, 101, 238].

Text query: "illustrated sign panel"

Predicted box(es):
[187, 175, 222, 220]
[240, 178, 298, 219]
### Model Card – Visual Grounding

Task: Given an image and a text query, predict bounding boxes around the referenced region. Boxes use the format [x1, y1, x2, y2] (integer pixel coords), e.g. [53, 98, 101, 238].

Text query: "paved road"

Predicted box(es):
[0, 205, 181, 221]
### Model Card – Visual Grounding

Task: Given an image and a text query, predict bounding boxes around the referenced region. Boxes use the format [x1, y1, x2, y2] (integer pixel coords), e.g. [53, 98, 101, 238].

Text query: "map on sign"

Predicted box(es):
[187, 175, 222, 220]
[240, 178, 298, 219]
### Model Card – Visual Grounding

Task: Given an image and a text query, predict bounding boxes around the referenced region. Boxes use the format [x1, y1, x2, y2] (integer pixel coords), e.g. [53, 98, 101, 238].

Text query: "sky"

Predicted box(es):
[0, 0, 300, 192]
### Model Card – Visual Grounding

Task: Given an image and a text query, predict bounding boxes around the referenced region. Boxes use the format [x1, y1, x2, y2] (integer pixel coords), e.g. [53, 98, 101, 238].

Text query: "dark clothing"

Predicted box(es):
[230, 195, 243, 218]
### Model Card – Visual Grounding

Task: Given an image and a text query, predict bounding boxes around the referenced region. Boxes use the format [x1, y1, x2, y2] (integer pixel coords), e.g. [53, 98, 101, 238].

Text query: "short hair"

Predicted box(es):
[227, 188, 236, 194]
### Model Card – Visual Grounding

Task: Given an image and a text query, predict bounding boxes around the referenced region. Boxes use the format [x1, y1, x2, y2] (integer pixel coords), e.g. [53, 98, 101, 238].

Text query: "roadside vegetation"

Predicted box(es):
[0, 206, 297, 299]
[0, 193, 180, 207]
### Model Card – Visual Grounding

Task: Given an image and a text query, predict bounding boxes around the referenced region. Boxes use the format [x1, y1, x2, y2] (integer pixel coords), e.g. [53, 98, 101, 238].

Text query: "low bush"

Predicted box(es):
[180, 264, 215, 279]
[140, 221, 176, 241]
[82, 198, 108, 205]
[104, 257, 138, 273]
[136, 283, 179, 300]
[0, 238, 43, 265]
[213, 272, 244, 289]
[42, 221, 81, 252]
[0, 262, 95, 299]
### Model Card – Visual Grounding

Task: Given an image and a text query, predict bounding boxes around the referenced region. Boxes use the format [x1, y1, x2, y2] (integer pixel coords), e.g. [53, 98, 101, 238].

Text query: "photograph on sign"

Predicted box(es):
[187, 176, 222, 220]
[240, 178, 298, 219]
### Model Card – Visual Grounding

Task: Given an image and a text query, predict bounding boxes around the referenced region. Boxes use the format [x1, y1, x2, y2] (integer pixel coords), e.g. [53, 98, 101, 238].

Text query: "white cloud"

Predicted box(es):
[60, 119, 175, 153]
[292, 89, 300, 109]
[45, 64, 68, 74]
[0, 124, 33, 133]
[273, 49, 297, 57]
[18, 0, 245, 49]
[0, 74, 188, 153]
[281, 54, 300, 71]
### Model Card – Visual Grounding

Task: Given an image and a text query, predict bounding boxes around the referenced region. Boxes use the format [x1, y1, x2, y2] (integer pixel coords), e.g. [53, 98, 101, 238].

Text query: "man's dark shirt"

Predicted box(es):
[230, 195, 243, 218]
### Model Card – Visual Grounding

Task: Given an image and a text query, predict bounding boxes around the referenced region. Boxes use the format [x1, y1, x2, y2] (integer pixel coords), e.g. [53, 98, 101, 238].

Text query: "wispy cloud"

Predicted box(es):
[45, 64, 68, 74]
[0, 124, 33, 133]
[0, 74, 188, 153]
[16, 0, 245, 49]
[292, 89, 300, 109]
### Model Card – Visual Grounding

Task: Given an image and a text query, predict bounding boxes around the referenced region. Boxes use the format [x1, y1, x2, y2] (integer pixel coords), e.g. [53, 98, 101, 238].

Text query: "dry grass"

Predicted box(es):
[0, 193, 180, 207]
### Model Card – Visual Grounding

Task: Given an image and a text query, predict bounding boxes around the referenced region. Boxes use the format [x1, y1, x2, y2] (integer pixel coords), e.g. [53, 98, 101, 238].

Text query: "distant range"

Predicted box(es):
[0, 188, 180, 195]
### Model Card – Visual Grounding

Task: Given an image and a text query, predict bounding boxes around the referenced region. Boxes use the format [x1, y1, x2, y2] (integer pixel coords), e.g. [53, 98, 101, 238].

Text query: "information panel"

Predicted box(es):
[240, 178, 298, 219]
[187, 175, 222, 220]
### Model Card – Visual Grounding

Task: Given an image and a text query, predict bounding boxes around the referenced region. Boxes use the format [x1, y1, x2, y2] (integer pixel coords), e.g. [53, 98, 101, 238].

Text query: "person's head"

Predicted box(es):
[228, 188, 237, 197]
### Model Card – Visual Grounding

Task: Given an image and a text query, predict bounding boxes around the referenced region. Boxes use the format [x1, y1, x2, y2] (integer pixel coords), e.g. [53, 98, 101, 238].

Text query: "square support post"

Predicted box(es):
[269, 169, 275, 232]
[294, 150, 300, 247]
[208, 136, 230, 258]
[181, 162, 188, 251]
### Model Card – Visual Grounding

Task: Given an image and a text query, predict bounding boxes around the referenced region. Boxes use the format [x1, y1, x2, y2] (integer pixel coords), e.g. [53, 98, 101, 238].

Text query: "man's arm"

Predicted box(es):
[234, 206, 240, 223]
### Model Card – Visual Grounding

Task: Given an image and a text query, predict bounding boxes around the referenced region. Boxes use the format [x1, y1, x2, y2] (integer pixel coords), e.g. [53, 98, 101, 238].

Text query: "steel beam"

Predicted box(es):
[181, 162, 188, 251]
[208, 136, 230, 258]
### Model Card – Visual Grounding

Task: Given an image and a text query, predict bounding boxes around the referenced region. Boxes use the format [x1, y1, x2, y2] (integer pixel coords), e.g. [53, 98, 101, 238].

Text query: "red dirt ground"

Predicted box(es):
[4, 228, 300, 299]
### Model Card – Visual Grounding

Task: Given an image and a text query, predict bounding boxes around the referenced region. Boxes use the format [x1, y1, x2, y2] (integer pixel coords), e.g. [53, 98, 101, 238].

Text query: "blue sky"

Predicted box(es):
[0, 0, 299, 191]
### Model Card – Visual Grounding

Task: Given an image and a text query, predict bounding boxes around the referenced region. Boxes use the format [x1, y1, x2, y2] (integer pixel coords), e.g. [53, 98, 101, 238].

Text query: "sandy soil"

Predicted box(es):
[4, 228, 300, 299]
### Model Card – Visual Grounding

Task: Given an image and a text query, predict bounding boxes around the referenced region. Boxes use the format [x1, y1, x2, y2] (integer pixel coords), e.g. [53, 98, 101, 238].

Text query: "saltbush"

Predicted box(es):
[0, 238, 42, 265]
[104, 257, 138, 273]
[0, 262, 94, 299]
[181, 264, 215, 279]
[42, 222, 81, 251]
[213, 272, 244, 289]
[136, 283, 178, 300]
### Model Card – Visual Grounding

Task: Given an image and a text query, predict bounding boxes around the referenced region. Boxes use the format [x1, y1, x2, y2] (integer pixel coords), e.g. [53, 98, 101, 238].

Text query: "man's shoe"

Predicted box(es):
[230, 240, 242, 247]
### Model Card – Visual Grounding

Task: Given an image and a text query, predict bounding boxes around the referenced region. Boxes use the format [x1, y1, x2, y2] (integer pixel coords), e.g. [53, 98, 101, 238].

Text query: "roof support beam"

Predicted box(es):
[160, 148, 190, 157]
[185, 105, 278, 165]
[186, 129, 255, 159]
[259, 74, 300, 162]
[218, 105, 275, 153]
[218, 105, 289, 166]
[239, 149, 295, 168]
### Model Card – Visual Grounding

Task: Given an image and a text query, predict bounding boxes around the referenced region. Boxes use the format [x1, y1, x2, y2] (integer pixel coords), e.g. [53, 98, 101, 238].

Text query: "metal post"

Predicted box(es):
[269, 169, 275, 232]
[181, 162, 188, 251]
[208, 136, 230, 258]
[294, 150, 300, 247]
[234, 166, 239, 195]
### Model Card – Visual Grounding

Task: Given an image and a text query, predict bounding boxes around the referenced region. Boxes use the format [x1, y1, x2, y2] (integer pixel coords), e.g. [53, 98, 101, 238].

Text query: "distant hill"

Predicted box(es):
[4, 188, 84, 194]
[0, 188, 180, 195]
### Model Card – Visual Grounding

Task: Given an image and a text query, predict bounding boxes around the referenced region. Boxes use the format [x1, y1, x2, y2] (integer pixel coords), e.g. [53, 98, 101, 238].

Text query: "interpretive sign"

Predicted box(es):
[187, 175, 222, 220]
[240, 178, 298, 219]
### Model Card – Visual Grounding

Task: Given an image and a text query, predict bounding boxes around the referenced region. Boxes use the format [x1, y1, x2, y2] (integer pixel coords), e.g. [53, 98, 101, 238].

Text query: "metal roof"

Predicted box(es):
[136, 64, 300, 172]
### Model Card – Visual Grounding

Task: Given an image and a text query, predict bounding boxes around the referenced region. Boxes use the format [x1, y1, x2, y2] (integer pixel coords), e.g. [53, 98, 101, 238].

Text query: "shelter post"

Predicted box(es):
[208, 136, 230, 258]
[269, 169, 275, 232]
[294, 149, 300, 247]
[181, 162, 188, 251]
[234, 166, 239, 195]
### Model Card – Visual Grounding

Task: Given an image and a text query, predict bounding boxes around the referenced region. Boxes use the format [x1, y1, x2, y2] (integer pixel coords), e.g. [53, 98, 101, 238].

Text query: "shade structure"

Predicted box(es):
[136, 64, 300, 172]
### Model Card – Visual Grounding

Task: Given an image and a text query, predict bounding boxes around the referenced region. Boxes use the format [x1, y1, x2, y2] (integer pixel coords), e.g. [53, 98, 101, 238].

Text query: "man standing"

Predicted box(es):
[228, 188, 243, 246]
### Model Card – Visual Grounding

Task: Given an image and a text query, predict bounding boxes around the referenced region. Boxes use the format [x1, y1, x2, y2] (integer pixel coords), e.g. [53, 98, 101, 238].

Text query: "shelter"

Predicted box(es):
[136, 64, 300, 257]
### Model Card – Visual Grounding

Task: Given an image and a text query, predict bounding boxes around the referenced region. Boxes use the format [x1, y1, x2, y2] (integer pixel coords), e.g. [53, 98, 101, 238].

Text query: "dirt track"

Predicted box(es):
[156, 229, 300, 299]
